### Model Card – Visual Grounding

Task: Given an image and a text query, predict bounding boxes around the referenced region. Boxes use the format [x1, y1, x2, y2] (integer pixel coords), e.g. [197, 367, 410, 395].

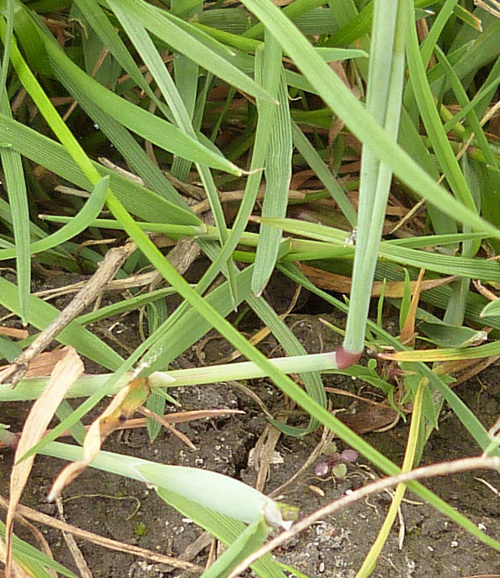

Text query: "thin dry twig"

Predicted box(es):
[227, 455, 500, 577]
[31, 270, 161, 300]
[253, 424, 283, 493]
[55, 497, 93, 578]
[0, 495, 203, 573]
[136, 405, 197, 450]
[0, 241, 137, 386]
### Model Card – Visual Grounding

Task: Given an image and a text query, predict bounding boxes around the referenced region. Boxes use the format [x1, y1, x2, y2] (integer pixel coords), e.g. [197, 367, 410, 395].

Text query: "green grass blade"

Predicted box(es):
[73, 0, 166, 105]
[405, 7, 477, 212]
[291, 121, 357, 226]
[0, 103, 31, 324]
[247, 293, 326, 434]
[435, 46, 499, 176]
[244, 0, 326, 39]
[0, 0, 14, 100]
[344, 0, 408, 354]
[447, 12, 500, 91]
[142, 266, 255, 372]
[238, 0, 500, 239]
[252, 36, 292, 295]
[198, 517, 270, 578]
[1, 6, 30, 323]
[159, 488, 286, 578]
[259, 217, 500, 281]
[177, 39, 283, 305]
[40, 34, 242, 176]
[0, 520, 77, 578]
[110, 1, 234, 286]
[0, 115, 199, 226]
[419, 0, 458, 66]
[170, 0, 201, 180]
[101, 0, 277, 105]
[0, 176, 109, 261]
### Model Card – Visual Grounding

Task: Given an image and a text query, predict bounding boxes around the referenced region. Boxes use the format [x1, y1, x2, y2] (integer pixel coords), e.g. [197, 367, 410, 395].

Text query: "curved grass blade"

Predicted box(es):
[0, 176, 109, 261]
[41, 442, 287, 577]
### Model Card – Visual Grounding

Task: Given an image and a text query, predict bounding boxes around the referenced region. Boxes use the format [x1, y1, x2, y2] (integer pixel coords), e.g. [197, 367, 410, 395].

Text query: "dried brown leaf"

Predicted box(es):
[5, 347, 83, 576]
[0, 327, 28, 339]
[24, 350, 69, 378]
[400, 268, 425, 345]
[48, 377, 151, 502]
[300, 263, 454, 297]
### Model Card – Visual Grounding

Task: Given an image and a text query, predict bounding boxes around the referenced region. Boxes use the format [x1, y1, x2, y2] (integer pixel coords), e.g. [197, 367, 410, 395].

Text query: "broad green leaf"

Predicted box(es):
[480, 298, 500, 318]
[419, 321, 488, 348]
[42, 442, 285, 527]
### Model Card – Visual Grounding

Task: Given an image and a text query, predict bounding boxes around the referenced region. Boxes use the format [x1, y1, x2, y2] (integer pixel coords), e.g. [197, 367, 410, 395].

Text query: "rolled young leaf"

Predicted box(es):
[42, 441, 286, 528]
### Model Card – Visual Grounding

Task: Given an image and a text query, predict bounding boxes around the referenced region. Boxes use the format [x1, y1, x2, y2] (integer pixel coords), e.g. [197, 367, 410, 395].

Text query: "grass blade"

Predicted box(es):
[252, 35, 292, 296]
[238, 0, 500, 238]
[101, 0, 277, 105]
[0, 176, 109, 261]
